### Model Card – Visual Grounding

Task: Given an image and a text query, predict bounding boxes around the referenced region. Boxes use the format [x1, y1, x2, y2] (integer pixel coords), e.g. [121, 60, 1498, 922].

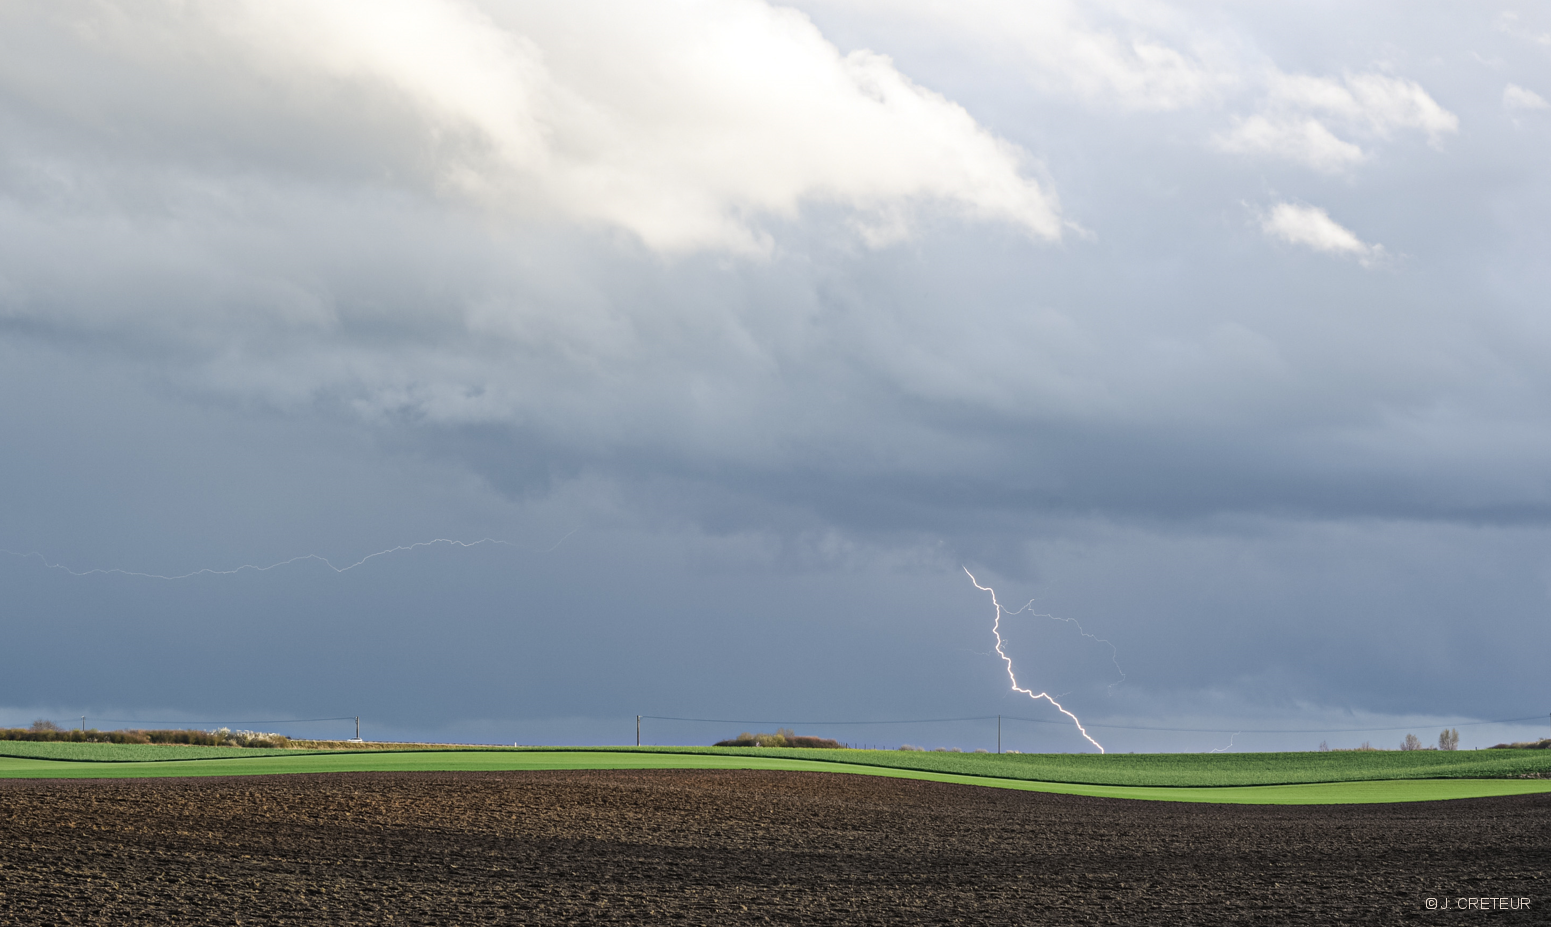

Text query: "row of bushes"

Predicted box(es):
[714, 728, 843, 749]
[1318, 729, 1461, 752]
[6, 720, 289, 748]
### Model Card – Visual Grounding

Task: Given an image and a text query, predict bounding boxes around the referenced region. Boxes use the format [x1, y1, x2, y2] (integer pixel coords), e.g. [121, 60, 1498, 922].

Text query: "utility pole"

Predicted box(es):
[81, 716, 86, 733]
[998, 715, 1001, 754]
[355, 716, 360, 741]
[636, 715, 641, 747]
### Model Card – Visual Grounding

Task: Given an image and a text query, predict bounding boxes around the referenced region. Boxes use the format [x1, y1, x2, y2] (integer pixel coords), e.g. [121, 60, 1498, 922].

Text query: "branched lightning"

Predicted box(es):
[965, 567, 1107, 753]
[999, 594, 1125, 694]
[1211, 732, 1241, 753]
[1, 530, 578, 582]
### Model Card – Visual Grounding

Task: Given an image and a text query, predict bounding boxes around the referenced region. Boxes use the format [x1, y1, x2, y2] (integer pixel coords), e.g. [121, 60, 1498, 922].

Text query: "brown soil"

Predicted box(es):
[0, 770, 1546, 925]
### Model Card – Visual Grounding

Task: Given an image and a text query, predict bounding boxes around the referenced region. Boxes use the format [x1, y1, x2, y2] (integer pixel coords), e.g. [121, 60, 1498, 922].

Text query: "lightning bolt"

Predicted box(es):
[965, 567, 1106, 754]
[1, 530, 577, 581]
[997, 593, 1124, 694]
[1211, 732, 1240, 753]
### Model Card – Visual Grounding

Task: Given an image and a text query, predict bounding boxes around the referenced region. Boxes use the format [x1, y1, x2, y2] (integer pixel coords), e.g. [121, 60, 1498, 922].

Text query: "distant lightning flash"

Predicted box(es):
[1, 531, 577, 582]
[1211, 732, 1241, 753]
[965, 567, 1107, 754]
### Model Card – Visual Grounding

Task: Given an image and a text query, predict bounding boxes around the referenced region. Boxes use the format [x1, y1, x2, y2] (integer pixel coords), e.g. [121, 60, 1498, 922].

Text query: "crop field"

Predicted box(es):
[465, 744, 1551, 787]
[8, 740, 1550, 784]
[0, 740, 313, 762]
[696, 744, 1551, 786]
[3, 744, 1551, 804]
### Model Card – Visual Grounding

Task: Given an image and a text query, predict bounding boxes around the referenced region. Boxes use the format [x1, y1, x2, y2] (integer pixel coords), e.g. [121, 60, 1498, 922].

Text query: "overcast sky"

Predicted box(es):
[3, 0, 1549, 751]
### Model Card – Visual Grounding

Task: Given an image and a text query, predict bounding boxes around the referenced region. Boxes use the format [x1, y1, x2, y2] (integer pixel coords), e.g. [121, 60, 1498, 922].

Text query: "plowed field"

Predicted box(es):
[1, 770, 1545, 925]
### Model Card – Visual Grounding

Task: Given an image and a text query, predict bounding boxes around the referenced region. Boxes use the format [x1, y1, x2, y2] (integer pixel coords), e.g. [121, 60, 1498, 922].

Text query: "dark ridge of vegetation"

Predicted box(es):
[1491, 738, 1551, 750]
[4, 720, 289, 748]
[714, 728, 843, 749]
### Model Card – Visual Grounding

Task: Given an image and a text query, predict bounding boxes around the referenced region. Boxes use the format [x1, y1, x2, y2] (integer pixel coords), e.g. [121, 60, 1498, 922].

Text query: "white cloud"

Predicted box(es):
[1319, 73, 1459, 141]
[803, 1, 1453, 175]
[1503, 83, 1549, 112]
[1259, 202, 1385, 265]
[1216, 114, 1365, 172]
[0, 0, 1061, 253]
[1496, 11, 1551, 47]
[804, 0, 1232, 111]
[1217, 71, 1457, 172]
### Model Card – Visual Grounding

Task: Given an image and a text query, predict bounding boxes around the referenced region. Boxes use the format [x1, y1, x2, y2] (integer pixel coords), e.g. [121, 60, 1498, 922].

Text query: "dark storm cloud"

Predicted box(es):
[2, 0, 1549, 746]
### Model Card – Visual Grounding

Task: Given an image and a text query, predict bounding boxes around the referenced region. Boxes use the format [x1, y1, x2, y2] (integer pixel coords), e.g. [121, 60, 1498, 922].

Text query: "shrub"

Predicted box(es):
[898, 744, 924, 751]
[223, 729, 291, 748]
[713, 728, 842, 749]
[787, 736, 842, 748]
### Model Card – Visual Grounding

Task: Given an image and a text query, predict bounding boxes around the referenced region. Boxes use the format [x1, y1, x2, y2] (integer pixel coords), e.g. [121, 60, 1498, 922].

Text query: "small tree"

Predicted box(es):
[29, 719, 61, 733]
[1439, 728, 1459, 751]
[1400, 733, 1423, 751]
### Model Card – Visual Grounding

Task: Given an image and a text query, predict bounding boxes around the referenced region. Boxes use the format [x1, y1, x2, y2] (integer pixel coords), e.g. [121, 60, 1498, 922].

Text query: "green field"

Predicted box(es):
[8, 742, 1548, 786]
[2, 743, 1549, 804]
[683, 745, 1551, 787]
[0, 741, 315, 762]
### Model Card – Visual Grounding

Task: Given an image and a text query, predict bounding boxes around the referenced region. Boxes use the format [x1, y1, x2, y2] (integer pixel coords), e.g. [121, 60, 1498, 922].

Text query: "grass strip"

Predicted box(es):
[3, 751, 1550, 804]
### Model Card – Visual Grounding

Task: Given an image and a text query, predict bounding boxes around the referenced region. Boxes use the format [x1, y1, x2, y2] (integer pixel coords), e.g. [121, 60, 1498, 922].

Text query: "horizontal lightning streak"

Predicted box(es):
[1, 530, 578, 581]
[1211, 732, 1240, 753]
[966, 567, 1106, 753]
[999, 594, 1125, 693]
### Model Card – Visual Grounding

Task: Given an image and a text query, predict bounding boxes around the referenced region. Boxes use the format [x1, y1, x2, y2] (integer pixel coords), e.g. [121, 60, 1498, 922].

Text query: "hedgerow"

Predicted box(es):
[4, 721, 289, 748]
